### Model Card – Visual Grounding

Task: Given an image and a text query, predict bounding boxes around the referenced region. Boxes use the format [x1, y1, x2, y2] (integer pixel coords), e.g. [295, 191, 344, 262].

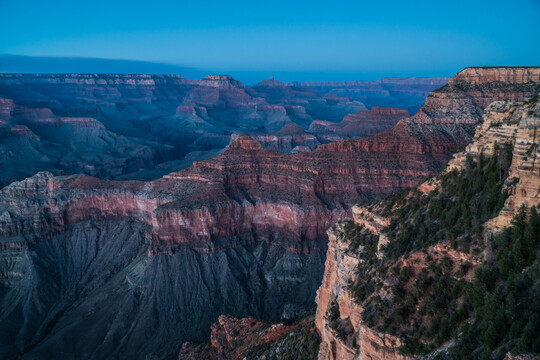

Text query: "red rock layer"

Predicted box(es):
[310, 106, 410, 137]
[323, 67, 540, 155]
[177, 315, 315, 360]
[2, 68, 538, 254]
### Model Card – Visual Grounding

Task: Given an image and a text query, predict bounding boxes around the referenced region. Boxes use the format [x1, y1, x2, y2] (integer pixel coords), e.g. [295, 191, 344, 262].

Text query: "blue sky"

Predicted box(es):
[0, 0, 539, 80]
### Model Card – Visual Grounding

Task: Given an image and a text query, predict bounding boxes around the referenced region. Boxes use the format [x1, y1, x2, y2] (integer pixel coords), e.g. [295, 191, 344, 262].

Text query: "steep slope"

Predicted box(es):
[315, 97, 540, 360]
[0, 67, 538, 360]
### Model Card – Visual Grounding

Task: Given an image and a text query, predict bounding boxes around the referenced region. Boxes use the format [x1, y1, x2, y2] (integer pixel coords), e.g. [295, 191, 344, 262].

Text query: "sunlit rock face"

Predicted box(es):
[0, 67, 538, 360]
[314, 68, 540, 360]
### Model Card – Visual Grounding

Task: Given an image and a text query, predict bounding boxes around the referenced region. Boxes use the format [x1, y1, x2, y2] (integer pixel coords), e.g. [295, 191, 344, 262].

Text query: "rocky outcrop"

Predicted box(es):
[444, 96, 540, 231]
[178, 314, 318, 360]
[504, 354, 540, 360]
[315, 225, 413, 360]
[253, 77, 287, 88]
[450, 67, 540, 86]
[310, 107, 409, 138]
[231, 124, 321, 153]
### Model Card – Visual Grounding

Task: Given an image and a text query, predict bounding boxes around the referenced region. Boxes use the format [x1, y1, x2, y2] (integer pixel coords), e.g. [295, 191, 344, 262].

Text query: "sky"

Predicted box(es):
[0, 0, 539, 81]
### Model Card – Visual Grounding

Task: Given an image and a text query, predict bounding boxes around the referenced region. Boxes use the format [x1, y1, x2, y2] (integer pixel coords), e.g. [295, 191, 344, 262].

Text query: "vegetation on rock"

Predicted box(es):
[338, 145, 539, 359]
[245, 317, 320, 360]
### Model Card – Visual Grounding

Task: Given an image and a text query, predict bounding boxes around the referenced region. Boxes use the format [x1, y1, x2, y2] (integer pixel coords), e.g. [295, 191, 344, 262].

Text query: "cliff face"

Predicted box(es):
[316, 226, 414, 360]
[309, 107, 410, 138]
[446, 96, 540, 230]
[0, 67, 538, 360]
[314, 96, 540, 360]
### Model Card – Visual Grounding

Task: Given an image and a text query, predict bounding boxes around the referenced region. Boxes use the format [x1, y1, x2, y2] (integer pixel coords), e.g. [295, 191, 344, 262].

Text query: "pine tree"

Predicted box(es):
[512, 237, 525, 274]
[484, 322, 497, 349]
[527, 206, 540, 246]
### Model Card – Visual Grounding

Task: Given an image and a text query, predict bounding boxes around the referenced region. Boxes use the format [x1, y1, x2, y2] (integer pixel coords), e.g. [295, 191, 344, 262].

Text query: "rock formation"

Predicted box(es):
[177, 314, 319, 360]
[0, 73, 373, 186]
[0, 98, 167, 187]
[445, 95, 540, 230]
[0, 73, 455, 186]
[309, 107, 410, 138]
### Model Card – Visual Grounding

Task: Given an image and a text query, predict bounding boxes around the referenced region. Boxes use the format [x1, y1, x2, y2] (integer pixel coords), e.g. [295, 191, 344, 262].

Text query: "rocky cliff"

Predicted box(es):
[446, 95, 540, 230]
[309, 107, 410, 138]
[177, 314, 319, 360]
[315, 95, 540, 360]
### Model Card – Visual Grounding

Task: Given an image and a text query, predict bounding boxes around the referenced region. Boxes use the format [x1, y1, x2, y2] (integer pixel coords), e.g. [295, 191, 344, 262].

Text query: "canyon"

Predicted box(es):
[0, 74, 446, 187]
[293, 77, 450, 114]
[0, 67, 539, 360]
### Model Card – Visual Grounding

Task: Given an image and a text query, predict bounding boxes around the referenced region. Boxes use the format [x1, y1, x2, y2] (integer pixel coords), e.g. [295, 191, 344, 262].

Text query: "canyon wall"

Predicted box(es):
[0, 74, 361, 186]
[315, 94, 540, 360]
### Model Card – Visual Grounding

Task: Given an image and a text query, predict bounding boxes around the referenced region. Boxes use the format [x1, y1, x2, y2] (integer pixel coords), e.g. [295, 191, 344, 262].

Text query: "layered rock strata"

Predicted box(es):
[446, 96, 540, 230]
[0, 67, 538, 360]
[314, 96, 540, 360]
[309, 107, 410, 138]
